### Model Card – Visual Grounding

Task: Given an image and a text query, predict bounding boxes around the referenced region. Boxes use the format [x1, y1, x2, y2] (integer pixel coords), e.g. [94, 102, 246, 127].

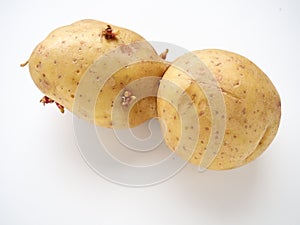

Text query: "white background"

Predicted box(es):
[1, 0, 300, 224]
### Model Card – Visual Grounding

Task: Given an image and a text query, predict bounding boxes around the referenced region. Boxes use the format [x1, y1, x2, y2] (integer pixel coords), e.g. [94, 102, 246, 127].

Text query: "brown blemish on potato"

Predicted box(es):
[242, 108, 246, 114]
[233, 80, 240, 87]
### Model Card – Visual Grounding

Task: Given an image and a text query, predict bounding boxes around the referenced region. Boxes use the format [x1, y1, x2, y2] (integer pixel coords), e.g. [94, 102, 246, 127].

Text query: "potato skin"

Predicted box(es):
[157, 49, 281, 170]
[28, 19, 168, 127]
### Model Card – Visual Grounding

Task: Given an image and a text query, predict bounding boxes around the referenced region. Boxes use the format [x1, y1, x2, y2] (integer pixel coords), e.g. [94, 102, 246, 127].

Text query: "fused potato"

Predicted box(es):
[157, 49, 281, 170]
[26, 19, 169, 128]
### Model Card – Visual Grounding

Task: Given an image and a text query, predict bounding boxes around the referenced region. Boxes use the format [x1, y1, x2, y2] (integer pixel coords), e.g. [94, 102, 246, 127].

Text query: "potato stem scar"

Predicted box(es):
[102, 25, 119, 40]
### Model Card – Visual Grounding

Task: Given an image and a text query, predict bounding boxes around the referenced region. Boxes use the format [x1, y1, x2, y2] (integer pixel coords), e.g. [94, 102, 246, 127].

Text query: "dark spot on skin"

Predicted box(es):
[233, 135, 237, 138]
[277, 101, 281, 108]
[234, 81, 240, 86]
[176, 137, 179, 141]
[61, 41, 66, 44]
[70, 94, 74, 98]
[58, 75, 62, 79]
[36, 61, 41, 69]
[243, 90, 247, 94]
[168, 129, 171, 133]
[242, 108, 246, 114]
[199, 111, 204, 116]
[215, 63, 221, 66]
[205, 127, 209, 131]
[201, 140, 204, 144]
[173, 115, 177, 120]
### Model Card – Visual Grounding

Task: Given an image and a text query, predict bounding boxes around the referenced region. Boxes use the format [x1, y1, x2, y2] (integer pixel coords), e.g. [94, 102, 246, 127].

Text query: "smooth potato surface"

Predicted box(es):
[157, 49, 281, 170]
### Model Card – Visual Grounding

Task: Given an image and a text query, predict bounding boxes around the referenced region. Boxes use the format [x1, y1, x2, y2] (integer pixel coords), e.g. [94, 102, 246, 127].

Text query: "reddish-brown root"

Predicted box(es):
[40, 96, 65, 113]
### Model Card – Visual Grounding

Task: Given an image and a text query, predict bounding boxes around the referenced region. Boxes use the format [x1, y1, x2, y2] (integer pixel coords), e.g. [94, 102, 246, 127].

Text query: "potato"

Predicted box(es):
[25, 19, 169, 128]
[157, 49, 281, 170]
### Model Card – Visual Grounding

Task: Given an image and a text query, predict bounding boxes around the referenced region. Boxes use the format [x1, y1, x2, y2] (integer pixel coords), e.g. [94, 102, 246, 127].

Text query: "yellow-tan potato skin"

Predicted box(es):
[28, 19, 168, 128]
[157, 49, 281, 170]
